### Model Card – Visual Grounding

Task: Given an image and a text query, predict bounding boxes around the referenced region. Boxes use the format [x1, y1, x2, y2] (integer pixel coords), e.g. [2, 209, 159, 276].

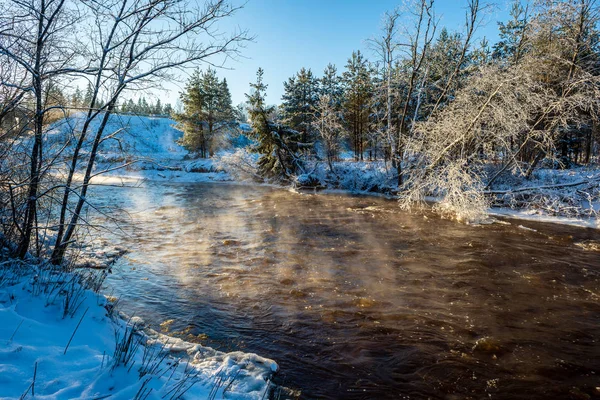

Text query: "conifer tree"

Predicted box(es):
[342, 50, 373, 161]
[246, 68, 303, 180]
[280, 67, 319, 144]
[154, 99, 162, 114]
[493, 0, 531, 65]
[83, 83, 95, 108]
[175, 68, 235, 157]
[321, 64, 343, 108]
[71, 87, 83, 108]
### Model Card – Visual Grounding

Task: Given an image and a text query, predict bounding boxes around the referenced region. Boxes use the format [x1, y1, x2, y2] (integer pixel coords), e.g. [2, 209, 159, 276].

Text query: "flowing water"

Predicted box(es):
[92, 181, 600, 399]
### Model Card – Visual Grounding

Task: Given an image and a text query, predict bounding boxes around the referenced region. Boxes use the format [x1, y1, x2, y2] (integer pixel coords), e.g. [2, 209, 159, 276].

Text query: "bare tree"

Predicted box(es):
[51, 0, 249, 264]
[314, 94, 344, 172]
[368, 8, 402, 164]
[395, 0, 437, 186]
[0, 0, 79, 257]
[0, 0, 249, 263]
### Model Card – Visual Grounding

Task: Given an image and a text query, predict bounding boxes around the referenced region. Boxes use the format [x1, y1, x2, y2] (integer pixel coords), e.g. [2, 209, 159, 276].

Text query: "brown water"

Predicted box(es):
[94, 181, 600, 399]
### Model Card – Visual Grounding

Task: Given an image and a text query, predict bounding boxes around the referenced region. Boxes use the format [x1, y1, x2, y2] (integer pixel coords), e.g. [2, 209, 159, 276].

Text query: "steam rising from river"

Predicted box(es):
[92, 181, 600, 399]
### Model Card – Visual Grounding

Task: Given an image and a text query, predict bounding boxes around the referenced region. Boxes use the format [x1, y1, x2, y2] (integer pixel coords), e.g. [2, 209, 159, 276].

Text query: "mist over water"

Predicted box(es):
[93, 181, 600, 399]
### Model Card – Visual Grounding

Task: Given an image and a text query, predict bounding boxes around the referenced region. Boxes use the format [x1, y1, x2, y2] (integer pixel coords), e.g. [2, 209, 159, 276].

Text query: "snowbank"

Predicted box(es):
[0, 260, 276, 399]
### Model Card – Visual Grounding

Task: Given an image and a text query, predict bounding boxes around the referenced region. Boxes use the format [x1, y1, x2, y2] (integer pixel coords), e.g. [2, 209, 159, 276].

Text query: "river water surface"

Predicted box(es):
[93, 181, 600, 399]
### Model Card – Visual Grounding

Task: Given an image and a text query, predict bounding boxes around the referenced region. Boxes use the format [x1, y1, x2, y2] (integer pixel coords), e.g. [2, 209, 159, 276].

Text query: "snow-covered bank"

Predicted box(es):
[217, 150, 599, 229]
[488, 207, 600, 229]
[0, 260, 276, 399]
[48, 113, 598, 229]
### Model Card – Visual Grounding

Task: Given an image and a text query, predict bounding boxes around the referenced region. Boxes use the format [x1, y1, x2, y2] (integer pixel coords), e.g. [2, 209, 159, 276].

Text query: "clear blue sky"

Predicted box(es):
[161, 0, 514, 107]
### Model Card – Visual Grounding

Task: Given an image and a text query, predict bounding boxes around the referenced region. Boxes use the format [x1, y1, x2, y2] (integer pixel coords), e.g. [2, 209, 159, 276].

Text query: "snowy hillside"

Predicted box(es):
[48, 113, 187, 163]
[45, 113, 230, 183]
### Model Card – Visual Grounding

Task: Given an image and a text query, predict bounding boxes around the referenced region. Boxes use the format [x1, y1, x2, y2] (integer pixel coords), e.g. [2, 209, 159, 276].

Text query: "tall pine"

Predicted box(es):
[246, 68, 302, 180]
[342, 50, 373, 161]
[280, 67, 319, 145]
[175, 68, 235, 157]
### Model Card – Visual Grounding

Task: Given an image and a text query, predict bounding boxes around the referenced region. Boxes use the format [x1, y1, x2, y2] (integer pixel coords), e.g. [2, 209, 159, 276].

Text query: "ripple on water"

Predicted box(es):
[94, 182, 600, 400]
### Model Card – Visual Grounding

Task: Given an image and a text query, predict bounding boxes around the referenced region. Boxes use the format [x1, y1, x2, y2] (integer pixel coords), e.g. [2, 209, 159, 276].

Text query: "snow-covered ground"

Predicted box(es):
[0, 260, 276, 399]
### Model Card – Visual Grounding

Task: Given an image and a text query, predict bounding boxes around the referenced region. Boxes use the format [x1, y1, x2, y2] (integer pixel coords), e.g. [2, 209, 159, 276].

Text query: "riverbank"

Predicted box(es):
[0, 257, 276, 399]
[49, 113, 598, 229]
[93, 156, 600, 230]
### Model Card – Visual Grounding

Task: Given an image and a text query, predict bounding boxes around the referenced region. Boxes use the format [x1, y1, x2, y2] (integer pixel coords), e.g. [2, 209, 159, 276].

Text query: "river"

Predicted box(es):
[92, 181, 600, 399]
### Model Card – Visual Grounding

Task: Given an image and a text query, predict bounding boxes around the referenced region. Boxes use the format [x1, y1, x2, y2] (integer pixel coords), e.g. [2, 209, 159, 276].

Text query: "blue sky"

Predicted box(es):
[161, 0, 514, 107]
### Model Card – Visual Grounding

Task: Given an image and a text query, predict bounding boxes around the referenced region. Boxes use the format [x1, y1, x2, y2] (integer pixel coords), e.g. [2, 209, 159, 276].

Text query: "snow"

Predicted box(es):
[0, 261, 276, 399]
[489, 208, 600, 229]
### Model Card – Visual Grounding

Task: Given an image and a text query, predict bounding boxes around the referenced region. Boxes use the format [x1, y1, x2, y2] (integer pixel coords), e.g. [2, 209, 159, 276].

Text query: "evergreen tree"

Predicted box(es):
[342, 50, 373, 161]
[428, 28, 464, 84]
[83, 83, 94, 108]
[71, 86, 83, 108]
[174, 68, 235, 157]
[143, 97, 150, 114]
[421, 28, 466, 116]
[492, 0, 531, 65]
[126, 99, 135, 113]
[280, 67, 319, 144]
[471, 37, 492, 66]
[321, 64, 343, 108]
[218, 79, 234, 121]
[246, 68, 302, 180]
[154, 99, 162, 115]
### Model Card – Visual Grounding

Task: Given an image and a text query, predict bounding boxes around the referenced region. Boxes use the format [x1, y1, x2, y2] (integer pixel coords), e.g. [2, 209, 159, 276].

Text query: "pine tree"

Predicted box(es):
[280, 67, 319, 144]
[154, 99, 162, 115]
[83, 83, 94, 108]
[422, 28, 465, 116]
[126, 99, 135, 113]
[471, 37, 492, 66]
[71, 87, 83, 108]
[492, 0, 531, 65]
[141, 97, 150, 114]
[321, 64, 343, 108]
[174, 68, 235, 157]
[246, 68, 302, 180]
[342, 50, 373, 161]
[218, 79, 234, 121]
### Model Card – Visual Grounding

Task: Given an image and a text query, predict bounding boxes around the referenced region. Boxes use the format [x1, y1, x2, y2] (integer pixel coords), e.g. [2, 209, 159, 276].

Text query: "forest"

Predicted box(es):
[181, 0, 600, 221]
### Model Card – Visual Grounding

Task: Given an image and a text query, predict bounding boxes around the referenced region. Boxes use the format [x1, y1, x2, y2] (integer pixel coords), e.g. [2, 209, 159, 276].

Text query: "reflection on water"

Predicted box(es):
[93, 182, 600, 399]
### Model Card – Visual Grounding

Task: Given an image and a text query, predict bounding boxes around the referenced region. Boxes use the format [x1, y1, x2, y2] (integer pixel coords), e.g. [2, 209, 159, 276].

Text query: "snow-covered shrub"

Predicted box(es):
[401, 64, 553, 222]
[213, 148, 261, 181]
[294, 173, 324, 189]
